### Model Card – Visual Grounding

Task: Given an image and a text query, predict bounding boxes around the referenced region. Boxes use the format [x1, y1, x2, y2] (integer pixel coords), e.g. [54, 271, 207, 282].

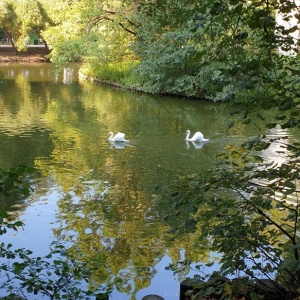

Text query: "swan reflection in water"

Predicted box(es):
[109, 140, 129, 149]
[185, 140, 205, 149]
[108, 131, 131, 149]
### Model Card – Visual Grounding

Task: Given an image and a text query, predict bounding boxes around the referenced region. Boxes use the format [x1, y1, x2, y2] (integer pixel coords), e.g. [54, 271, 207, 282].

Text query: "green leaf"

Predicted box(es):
[250, 291, 258, 300]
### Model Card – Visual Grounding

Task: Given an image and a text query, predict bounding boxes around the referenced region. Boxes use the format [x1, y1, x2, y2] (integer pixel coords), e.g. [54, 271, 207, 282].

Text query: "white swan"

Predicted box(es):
[185, 130, 209, 142]
[108, 132, 129, 142]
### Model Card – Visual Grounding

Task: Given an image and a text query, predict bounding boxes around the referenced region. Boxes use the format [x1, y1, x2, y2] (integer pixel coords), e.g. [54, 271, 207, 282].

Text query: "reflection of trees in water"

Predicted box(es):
[52, 179, 166, 296]
[52, 167, 211, 298]
[1, 64, 296, 298]
[0, 74, 48, 134]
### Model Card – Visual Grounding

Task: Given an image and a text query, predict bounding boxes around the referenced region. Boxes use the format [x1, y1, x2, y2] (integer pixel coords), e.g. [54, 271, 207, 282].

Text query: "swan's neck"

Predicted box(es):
[109, 132, 114, 140]
[186, 131, 190, 140]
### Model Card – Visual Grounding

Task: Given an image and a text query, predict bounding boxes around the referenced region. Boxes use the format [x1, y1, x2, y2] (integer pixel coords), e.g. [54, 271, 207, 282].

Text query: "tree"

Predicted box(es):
[0, 0, 53, 51]
[132, 0, 300, 100]
[168, 132, 300, 298]
[42, 0, 137, 67]
[0, 0, 18, 48]
[1, 0, 300, 297]
[136, 0, 300, 298]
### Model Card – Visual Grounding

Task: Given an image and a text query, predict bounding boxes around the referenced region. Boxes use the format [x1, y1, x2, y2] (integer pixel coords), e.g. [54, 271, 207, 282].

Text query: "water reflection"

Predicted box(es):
[0, 63, 295, 300]
[109, 140, 131, 149]
[185, 140, 206, 149]
[62, 67, 74, 84]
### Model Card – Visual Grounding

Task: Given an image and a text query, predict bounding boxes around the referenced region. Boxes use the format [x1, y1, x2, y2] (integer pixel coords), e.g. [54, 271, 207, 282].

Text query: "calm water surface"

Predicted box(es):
[0, 63, 295, 300]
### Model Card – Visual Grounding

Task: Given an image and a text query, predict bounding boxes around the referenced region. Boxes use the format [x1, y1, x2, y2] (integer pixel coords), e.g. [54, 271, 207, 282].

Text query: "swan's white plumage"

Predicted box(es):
[108, 132, 129, 142]
[185, 130, 209, 142]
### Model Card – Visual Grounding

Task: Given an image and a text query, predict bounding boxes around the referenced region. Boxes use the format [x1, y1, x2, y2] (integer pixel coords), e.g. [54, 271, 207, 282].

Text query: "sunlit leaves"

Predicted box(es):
[0, 0, 18, 46]
[0, 0, 51, 51]
[1, 0, 299, 104]
[41, 0, 137, 67]
[131, 0, 300, 108]
[0, 241, 105, 299]
[174, 132, 300, 294]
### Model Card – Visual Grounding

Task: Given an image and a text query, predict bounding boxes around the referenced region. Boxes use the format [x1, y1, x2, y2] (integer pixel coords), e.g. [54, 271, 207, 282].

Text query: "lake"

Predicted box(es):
[0, 63, 293, 300]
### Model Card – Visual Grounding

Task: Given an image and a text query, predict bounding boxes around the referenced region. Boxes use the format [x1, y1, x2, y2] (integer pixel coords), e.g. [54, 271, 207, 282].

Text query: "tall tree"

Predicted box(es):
[14, 0, 52, 50]
[133, 0, 300, 101]
[0, 0, 18, 48]
[42, 0, 137, 66]
[0, 0, 52, 51]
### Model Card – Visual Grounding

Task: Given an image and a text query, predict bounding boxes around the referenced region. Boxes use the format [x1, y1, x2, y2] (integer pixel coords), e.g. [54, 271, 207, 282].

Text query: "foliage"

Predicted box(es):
[2, 0, 298, 102]
[0, 0, 52, 51]
[132, 0, 300, 100]
[1, 0, 300, 298]
[1, 66, 221, 298]
[1, 0, 299, 101]
[167, 133, 300, 298]
[180, 276, 269, 300]
[0, 166, 108, 299]
[0, 165, 33, 198]
[0, 242, 107, 300]
[41, 0, 137, 67]
[0, 165, 33, 236]
[137, 1, 300, 296]
[80, 60, 138, 86]
[0, 0, 18, 48]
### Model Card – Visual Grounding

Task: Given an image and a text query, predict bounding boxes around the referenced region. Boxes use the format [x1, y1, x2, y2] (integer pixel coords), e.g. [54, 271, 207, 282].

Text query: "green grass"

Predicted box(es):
[80, 61, 140, 88]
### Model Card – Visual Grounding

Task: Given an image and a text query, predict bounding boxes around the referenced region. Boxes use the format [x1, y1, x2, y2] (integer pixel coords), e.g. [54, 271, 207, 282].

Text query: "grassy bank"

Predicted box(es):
[79, 61, 139, 89]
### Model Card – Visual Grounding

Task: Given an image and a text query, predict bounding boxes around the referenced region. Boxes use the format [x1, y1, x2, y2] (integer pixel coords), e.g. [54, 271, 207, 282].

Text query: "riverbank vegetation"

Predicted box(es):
[0, 0, 300, 299]
[0, 1, 299, 99]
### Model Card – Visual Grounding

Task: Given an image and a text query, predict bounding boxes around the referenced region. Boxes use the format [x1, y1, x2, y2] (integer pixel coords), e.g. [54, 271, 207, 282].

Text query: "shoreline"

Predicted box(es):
[0, 46, 207, 100]
[0, 45, 50, 62]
